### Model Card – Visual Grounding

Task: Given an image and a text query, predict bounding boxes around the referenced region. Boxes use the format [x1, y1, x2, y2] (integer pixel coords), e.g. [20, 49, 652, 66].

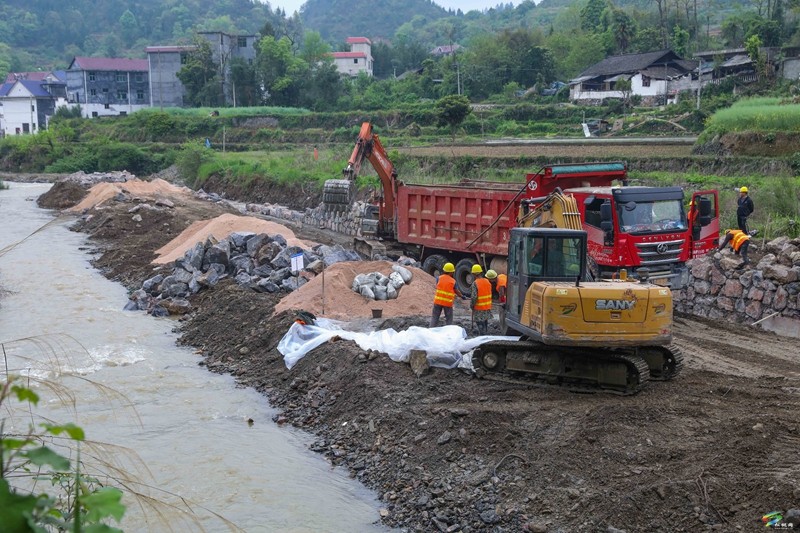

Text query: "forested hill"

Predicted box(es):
[300, 0, 451, 43]
[0, 0, 286, 72]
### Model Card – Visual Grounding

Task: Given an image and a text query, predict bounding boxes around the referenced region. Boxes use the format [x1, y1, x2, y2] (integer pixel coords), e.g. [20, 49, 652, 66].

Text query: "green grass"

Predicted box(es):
[140, 106, 311, 117]
[705, 97, 800, 133]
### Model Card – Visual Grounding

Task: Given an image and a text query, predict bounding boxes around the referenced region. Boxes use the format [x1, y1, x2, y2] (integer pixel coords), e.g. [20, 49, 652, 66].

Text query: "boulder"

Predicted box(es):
[196, 268, 221, 288]
[388, 271, 405, 290]
[204, 241, 231, 268]
[281, 277, 306, 291]
[756, 253, 777, 271]
[392, 264, 413, 283]
[171, 267, 194, 284]
[360, 285, 375, 299]
[271, 245, 303, 270]
[246, 233, 269, 257]
[373, 285, 388, 300]
[230, 253, 254, 275]
[142, 274, 164, 294]
[162, 298, 191, 315]
[230, 231, 256, 250]
[234, 272, 252, 286]
[256, 242, 283, 266]
[179, 242, 204, 272]
[765, 236, 791, 255]
[387, 284, 398, 299]
[270, 267, 291, 283]
[306, 259, 324, 274]
[150, 305, 169, 317]
[690, 258, 713, 281]
[252, 264, 274, 278]
[255, 279, 280, 293]
[763, 263, 798, 284]
[272, 234, 287, 247]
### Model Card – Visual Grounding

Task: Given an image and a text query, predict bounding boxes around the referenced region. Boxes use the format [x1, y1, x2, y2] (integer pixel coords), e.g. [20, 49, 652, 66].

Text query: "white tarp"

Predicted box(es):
[277, 318, 519, 371]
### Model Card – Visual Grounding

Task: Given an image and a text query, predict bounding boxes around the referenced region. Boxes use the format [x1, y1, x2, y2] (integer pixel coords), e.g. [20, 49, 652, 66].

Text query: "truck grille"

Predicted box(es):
[634, 239, 684, 266]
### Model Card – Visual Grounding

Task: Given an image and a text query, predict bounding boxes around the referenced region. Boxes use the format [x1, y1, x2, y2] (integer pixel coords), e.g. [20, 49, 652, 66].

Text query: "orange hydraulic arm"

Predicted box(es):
[343, 122, 398, 235]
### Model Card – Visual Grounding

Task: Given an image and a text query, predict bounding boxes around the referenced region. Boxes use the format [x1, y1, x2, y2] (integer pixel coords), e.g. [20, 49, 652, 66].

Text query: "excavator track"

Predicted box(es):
[472, 340, 651, 395]
[638, 344, 683, 381]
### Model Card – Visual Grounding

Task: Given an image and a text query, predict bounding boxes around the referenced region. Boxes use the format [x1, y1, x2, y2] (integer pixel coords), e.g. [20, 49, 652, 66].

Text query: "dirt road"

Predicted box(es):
[65, 194, 800, 532]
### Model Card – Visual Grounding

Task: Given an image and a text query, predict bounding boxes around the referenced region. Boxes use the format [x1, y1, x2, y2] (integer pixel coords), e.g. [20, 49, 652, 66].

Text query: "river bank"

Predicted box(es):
[35, 178, 800, 532]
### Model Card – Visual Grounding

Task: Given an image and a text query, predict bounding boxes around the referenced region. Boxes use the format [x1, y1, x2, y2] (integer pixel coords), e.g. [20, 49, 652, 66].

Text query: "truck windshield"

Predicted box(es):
[617, 199, 687, 234]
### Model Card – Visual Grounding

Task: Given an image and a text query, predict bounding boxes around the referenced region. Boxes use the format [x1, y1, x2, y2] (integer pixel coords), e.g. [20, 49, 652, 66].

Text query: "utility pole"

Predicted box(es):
[696, 57, 702, 110]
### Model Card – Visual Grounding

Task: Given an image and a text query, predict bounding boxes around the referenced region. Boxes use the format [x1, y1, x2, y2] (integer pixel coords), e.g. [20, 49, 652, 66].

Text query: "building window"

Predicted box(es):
[117, 91, 127, 100]
[135, 73, 144, 82]
[104, 104, 110, 109]
[137, 90, 144, 100]
[120, 111, 127, 116]
[102, 88, 109, 93]
[88, 72, 96, 81]
[90, 89, 97, 96]
[180, 53, 188, 64]
[238, 36, 247, 47]
[353, 58, 358, 64]
[116, 73, 126, 82]
[642, 75, 651, 87]
[92, 112, 98, 117]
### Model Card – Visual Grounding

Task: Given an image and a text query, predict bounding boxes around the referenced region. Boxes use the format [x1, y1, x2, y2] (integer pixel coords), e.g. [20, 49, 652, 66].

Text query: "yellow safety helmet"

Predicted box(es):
[485, 269, 498, 279]
[740, 186, 748, 193]
[442, 262, 455, 273]
[471, 264, 483, 275]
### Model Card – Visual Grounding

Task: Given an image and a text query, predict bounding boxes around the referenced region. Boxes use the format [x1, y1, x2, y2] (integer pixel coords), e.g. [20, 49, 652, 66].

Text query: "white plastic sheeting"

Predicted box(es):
[277, 318, 519, 370]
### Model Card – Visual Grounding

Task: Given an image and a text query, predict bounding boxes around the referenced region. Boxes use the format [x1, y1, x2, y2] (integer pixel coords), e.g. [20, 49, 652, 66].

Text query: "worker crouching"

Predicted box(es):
[718, 229, 751, 268]
[431, 262, 464, 327]
[471, 265, 493, 336]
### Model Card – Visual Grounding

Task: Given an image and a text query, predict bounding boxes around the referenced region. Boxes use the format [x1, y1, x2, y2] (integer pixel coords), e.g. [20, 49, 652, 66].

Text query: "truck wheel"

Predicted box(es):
[422, 255, 447, 277]
[455, 258, 476, 295]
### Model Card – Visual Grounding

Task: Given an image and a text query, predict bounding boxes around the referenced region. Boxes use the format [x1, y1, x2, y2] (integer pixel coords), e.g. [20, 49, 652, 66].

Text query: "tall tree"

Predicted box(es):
[255, 35, 307, 106]
[435, 94, 472, 141]
[177, 37, 223, 107]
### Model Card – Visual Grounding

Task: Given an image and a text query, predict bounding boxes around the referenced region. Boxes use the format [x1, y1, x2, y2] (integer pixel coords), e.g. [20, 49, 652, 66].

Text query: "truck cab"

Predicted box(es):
[522, 162, 719, 289]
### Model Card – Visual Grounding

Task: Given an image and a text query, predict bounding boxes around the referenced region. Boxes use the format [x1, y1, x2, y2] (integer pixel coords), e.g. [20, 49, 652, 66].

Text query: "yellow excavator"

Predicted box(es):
[472, 189, 683, 394]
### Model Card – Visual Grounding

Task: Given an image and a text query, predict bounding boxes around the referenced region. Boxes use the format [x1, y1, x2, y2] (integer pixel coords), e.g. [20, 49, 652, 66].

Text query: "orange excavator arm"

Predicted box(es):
[342, 122, 397, 235]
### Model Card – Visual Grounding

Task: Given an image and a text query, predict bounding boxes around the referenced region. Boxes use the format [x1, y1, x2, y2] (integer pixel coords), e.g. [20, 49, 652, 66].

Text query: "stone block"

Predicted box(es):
[763, 264, 797, 284]
[716, 296, 735, 311]
[721, 279, 743, 298]
[745, 299, 762, 319]
[747, 287, 764, 301]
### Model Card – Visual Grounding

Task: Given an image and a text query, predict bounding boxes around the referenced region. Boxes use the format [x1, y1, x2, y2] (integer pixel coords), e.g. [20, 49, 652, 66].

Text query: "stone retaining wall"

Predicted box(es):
[246, 201, 368, 238]
[674, 236, 800, 324]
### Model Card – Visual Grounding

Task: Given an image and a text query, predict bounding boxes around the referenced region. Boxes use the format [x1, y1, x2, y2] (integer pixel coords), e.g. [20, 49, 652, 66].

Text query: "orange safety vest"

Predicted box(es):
[729, 229, 750, 251]
[433, 274, 457, 307]
[474, 278, 493, 311]
[496, 274, 507, 290]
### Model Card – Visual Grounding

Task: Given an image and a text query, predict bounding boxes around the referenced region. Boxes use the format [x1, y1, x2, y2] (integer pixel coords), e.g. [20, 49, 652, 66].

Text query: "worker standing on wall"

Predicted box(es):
[431, 262, 463, 327]
[737, 186, 754, 233]
[471, 265, 493, 336]
[718, 229, 751, 268]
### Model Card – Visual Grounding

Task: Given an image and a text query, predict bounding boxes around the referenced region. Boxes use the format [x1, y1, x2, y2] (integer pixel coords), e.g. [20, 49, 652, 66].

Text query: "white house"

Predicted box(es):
[570, 50, 697, 106]
[0, 73, 67, 136]
[331, 37, 373, 77]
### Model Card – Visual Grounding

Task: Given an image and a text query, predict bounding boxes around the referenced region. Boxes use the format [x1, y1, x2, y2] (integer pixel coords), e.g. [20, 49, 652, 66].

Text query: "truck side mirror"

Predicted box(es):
[600, 201, 612, 222]
[698, 197, 712, 218]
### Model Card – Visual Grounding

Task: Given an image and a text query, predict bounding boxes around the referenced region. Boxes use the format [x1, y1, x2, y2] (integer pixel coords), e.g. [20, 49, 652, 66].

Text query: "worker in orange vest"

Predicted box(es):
[495, 271, 507, 303]
[471, 265, 493, 336]
[718, 229, 751, 268]
[431, 262, 464, 327]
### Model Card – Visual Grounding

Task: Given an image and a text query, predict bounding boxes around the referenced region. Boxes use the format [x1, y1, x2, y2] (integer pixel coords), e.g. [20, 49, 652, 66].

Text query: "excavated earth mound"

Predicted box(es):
[273, 260, 438, 320]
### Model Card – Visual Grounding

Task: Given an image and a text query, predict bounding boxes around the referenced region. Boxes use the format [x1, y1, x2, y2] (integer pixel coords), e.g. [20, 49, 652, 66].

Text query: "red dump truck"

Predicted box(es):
[324, 123, 719, 294]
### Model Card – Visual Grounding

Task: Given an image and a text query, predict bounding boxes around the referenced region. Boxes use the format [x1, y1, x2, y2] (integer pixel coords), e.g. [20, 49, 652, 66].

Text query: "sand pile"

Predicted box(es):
[68, 178, 190, 212]
[274, 261, 437, 320]
[153, 213, 315, 265]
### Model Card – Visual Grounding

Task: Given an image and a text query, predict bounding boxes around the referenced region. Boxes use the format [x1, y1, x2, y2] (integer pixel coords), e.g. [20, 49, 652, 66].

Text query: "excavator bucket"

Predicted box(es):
[323, 179, 354, 213]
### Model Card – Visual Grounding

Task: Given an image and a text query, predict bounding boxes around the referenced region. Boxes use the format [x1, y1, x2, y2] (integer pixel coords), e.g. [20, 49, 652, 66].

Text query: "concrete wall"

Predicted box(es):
[783, 58, 800, 81]
[148, 51, 187, 108]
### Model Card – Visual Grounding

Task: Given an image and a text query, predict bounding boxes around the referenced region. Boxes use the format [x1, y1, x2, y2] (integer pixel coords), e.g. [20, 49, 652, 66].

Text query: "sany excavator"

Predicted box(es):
[472, 188, 683, 394]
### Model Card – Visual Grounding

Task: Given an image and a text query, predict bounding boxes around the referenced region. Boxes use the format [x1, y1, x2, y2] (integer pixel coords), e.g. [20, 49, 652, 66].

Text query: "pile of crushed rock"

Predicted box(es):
[125, 230, 365, 316]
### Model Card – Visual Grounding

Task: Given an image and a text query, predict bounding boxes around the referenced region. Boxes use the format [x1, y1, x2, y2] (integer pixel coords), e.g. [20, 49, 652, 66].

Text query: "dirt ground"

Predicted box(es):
[52, 189, 800, 532]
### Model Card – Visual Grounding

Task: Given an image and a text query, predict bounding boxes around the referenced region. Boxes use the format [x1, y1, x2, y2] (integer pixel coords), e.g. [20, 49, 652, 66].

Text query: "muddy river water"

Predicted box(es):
[0, 182, 385, 532]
